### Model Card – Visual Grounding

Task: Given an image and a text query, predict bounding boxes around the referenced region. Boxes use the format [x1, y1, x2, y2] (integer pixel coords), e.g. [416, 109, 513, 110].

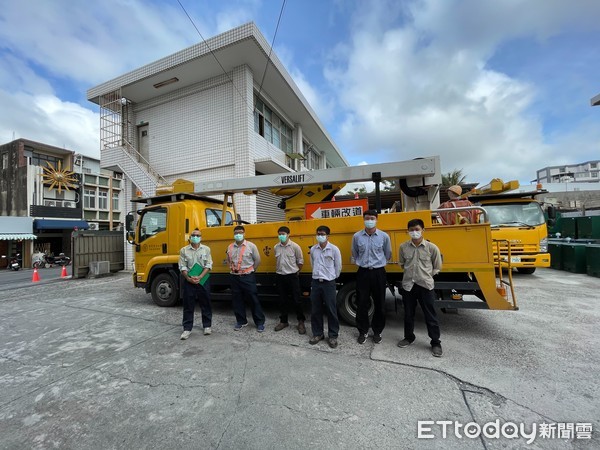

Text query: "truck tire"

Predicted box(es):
[517, 267, 536, 275]
[336, 281, 374, 326]
[151, 273, 179, 307]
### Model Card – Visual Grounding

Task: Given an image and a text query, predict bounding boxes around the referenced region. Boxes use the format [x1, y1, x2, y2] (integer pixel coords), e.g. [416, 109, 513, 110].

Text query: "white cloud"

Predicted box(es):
[0, 90, 99, 158]
[326, 0, 600, 184]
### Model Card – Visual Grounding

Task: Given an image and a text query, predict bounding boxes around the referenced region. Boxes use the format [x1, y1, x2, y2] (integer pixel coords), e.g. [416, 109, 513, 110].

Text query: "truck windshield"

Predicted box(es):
[484, 202, 545, 227]
[206, 208, 233, 227]
[138, 207, 167, 242]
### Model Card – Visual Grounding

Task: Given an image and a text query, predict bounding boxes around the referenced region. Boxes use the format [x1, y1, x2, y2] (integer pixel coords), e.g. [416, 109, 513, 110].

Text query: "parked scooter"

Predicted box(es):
[43, 252, 71, 267]
[1, 254, 22, 270]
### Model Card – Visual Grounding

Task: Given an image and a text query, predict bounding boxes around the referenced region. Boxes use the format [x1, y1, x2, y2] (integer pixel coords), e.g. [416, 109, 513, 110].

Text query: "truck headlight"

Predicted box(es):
[540, 237, 548, 253]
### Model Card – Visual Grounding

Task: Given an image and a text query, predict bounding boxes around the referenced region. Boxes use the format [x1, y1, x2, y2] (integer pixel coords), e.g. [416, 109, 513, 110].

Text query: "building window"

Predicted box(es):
[1, 153, 7, 169]
[303, 142, 321, 170]
[112, 192, 119, 210]
[84, 189, 96, 208]
[31, 151, 60, 168]
[254, 95, 293, 154]
[591, 162, 598, 169]
[98, 191, 108, 210]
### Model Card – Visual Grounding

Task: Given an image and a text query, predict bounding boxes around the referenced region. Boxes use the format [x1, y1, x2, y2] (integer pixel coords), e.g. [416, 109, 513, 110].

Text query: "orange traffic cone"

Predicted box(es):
[61, 265, 68, 278]
[32, 267, 41, 282]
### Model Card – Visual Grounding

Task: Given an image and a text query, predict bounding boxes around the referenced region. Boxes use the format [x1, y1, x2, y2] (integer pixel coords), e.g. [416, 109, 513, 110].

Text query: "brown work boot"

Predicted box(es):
[309, 335, 324, 345]
[297, 321, 306, 335]
[274, 322, 289, 332]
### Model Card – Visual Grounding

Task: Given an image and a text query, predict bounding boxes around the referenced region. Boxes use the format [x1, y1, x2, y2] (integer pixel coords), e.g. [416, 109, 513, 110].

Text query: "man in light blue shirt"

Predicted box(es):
[352, 210, 392, 344]
[309, 225, 342, 349]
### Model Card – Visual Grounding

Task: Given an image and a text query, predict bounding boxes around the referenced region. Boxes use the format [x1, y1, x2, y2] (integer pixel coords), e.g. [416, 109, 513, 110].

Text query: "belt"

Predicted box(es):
[313, 278, 334, 283]
[231, 272, 254, 276]
[359, 266, 385, 270]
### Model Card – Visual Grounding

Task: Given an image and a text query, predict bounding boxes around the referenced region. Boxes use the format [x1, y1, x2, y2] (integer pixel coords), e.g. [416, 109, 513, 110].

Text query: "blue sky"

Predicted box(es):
[1, 0, 600, 185]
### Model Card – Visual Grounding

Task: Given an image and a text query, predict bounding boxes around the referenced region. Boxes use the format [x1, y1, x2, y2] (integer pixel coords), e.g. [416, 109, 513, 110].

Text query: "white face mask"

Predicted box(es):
[234, 233, 244, 242]
[409, 230, 422, 240]
[364, 219, 377, 229]
[316, 235, 327, 243]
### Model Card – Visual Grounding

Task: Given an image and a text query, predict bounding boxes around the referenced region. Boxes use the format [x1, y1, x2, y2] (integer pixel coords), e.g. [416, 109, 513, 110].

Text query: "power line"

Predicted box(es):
[256, 0, 287, 105]
[176, 0, 251, 111]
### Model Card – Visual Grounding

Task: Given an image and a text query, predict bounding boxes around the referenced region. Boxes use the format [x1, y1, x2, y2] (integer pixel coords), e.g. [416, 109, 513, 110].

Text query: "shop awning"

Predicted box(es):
[34, 219, 89, 230]
[0, 233, 37, 241]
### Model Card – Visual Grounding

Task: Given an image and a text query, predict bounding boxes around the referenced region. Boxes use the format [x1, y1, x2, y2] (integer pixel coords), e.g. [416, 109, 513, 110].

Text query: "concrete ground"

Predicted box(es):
[0, 268, 598, 449]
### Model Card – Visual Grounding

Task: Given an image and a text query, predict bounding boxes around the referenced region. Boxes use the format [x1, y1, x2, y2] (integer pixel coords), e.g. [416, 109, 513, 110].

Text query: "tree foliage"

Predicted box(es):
[442, 169, 466, 187]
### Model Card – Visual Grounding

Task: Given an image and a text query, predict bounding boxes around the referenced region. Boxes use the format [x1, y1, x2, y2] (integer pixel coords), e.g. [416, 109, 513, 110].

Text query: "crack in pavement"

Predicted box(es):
[0, 325, 179, 410]
[215, 340, 250, 450]
[276, 403, 355, 424]
[95, 368, 215, 391]
[370, 354, 558, 424]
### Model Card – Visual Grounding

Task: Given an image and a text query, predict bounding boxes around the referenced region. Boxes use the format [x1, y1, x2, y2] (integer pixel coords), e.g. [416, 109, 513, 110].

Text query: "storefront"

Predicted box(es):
[33, 219, 88, 258]
[0, 217, 36, 269]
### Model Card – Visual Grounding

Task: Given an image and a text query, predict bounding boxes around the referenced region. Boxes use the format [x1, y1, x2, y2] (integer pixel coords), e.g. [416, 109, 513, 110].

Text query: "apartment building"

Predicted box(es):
[86, 22, 347, 228]
[536, 161, 600, 184]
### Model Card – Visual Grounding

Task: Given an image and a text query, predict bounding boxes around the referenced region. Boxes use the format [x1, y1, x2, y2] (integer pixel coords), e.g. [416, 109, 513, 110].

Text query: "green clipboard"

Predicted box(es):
[188, 263, 210, 286]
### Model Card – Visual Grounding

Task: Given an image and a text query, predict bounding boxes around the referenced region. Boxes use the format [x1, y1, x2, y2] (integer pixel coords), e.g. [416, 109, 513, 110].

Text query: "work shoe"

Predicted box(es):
[234, 322, 248, 331]
[274, 322, 289, 332]
[309, 335, 324, 345]
[357, 333, 368, 344]
[203, 327, 212, 335]
[257, 324, 265, 333]
[373, 334, 382, 344]
[397, 338, 413, 348]
[180, 330, 191, 340]
[328, 338, 338, 349]
[431, 344, 443, 357]
[297, 321, 306, 335]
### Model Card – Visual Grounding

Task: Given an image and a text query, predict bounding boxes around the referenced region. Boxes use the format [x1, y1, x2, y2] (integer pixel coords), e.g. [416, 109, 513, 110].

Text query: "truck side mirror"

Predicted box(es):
[125, 212, 134, 232]
[126, 231, 136, 245]
[546, 205, 556, 220]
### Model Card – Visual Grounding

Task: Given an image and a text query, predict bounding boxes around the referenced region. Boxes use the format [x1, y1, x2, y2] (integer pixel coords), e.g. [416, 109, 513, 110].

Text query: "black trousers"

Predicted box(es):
[310, 279, 339, 338]
[276, 273, 305, 323]
[356, 267, 387, 335]
[230, 273, 265, 326]
[402, 284, 441, 346]
[182, 280, 212, 331]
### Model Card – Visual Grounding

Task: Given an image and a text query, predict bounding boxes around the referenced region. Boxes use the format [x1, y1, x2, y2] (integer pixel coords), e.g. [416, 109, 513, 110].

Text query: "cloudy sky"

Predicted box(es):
[1, 0, 600, 185]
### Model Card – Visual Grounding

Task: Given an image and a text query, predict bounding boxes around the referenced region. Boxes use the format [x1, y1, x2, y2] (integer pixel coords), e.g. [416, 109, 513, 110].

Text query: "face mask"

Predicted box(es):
[409, 230, 422, 240]
[316, 235, 327, 243]
[234, 234, 244, 242]
[364, 220, 377, 229]
[278, 235, 288, 243]
[190, 236, 201, 244]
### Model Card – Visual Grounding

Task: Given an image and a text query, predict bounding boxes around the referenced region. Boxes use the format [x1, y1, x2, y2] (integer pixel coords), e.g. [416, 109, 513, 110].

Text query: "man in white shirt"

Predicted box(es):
[309, 225, 342, 349]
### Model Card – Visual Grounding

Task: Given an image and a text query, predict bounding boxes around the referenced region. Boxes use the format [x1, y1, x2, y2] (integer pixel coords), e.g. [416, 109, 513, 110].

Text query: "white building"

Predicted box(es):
[87, 22, 347, 227]
[536, 161, 600, 184]
[79, 156, 123, 231]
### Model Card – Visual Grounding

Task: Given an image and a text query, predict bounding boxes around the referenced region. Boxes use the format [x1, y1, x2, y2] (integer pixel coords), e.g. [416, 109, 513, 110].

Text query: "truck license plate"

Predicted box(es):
[510, 256, 521, 263]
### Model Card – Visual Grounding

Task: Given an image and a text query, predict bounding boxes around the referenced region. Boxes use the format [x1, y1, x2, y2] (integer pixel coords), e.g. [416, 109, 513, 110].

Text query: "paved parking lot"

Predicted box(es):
[0, 269, 598, 449]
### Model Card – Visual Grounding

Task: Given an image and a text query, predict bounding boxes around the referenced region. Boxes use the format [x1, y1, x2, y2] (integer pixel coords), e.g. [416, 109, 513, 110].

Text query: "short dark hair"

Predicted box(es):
[278, 226, 290, 234]
[363, 209, 378, 218]
[316, 225, 330, 235]
[407, 218, 424, 229]
[234, 225, 245, 233]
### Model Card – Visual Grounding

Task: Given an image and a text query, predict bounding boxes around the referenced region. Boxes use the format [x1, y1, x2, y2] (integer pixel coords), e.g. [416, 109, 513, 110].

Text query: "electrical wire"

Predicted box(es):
[176, 0, 287, 117]
[256, 0, 287, 107]
[176, 0, 251, 112]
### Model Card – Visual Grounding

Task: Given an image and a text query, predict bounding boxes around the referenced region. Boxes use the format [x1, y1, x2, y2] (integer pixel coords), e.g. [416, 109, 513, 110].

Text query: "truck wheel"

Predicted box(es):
[336, 281, 373, 326]
[151, 273, 179, 307]
[517, 267, 536, 275]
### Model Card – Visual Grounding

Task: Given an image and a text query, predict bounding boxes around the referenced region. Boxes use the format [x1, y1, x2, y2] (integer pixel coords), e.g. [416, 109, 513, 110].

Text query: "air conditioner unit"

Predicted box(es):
[45, 200, 56, 207]
[88, 222, 99, 231]
[63, 201, 72, 208]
